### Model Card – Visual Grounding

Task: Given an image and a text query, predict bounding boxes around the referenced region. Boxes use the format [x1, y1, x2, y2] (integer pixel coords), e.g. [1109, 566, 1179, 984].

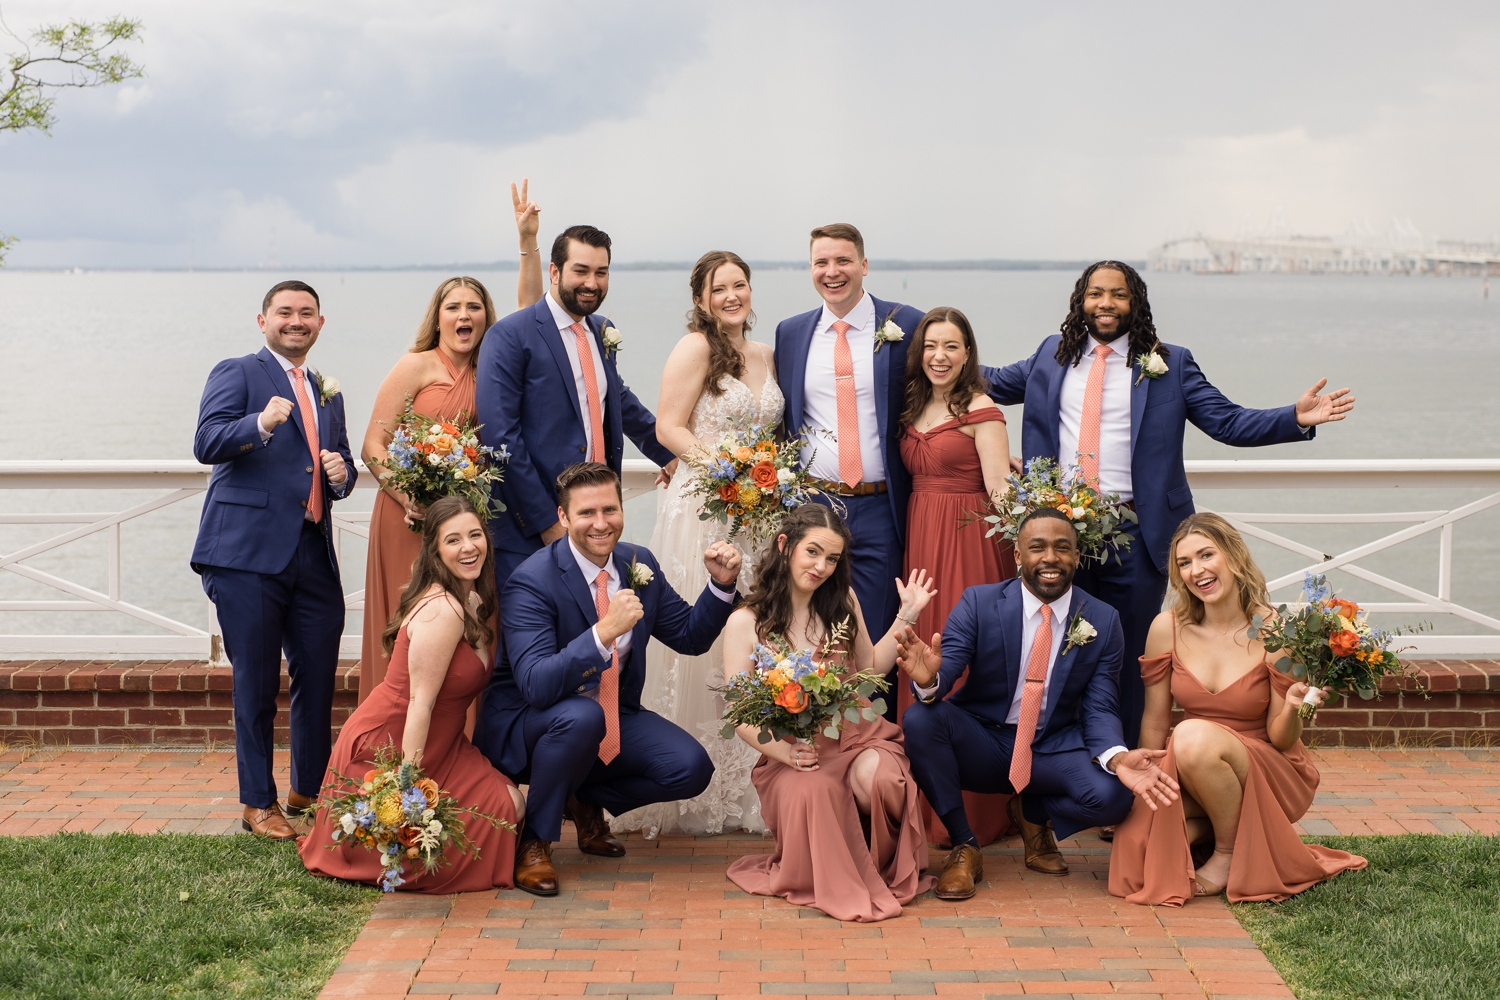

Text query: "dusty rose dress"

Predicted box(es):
[301, 617, 518, 893]
[727, 711, 935, 922]
[360, 350, 476, 701]
[898, 410, 1015, 847]
[1108, 636, 1366, 905]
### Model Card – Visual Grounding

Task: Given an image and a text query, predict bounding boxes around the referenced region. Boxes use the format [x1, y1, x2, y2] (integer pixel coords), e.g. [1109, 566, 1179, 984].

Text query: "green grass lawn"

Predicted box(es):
[0, 833, 378, 1000]
[1233, 834, 1500, 1000]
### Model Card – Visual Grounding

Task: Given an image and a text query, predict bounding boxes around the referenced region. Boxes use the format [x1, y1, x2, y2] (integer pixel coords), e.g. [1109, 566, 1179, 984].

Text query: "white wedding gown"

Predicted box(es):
[611, 361, 784, 838]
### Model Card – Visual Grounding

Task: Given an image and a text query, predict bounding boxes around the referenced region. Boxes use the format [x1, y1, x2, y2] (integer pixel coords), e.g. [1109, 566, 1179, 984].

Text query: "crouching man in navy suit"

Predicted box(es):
[474, 462, 741, 896]
[896, 509, 1180, 899]
[191, 280, 357, 840]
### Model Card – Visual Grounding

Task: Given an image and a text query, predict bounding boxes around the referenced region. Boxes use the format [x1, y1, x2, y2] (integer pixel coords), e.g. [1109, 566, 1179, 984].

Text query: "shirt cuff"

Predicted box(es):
[257, 414, 272, 442]
[912, 678, 940, 702]
[706, 578, 737, 603]
[1097, 745, 1128, 773]
[591, 626, 612, 662]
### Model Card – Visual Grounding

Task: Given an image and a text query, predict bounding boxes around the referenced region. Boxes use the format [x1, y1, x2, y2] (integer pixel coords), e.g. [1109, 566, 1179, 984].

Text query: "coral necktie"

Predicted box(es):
[1076, 343, 1113, 487]
[289, 368, 323, 523]
[593, 570, 621, 764]
[571, 322, 606, 463]
[1009, 604, 1053, 794]
[831, 320, 864, 486]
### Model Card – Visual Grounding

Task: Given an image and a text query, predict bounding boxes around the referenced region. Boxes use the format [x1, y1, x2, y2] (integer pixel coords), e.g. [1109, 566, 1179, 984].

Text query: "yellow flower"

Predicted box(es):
[375, 792, 404, 827]
[738, 484, 762, 508]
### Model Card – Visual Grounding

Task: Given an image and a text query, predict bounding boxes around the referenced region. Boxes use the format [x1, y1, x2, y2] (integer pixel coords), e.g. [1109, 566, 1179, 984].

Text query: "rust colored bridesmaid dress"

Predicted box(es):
[1108, 638, 1366, 905]
[301, 616, 518, 892]
[898, 409, 1015, 846]
[359, 350, 476, 701]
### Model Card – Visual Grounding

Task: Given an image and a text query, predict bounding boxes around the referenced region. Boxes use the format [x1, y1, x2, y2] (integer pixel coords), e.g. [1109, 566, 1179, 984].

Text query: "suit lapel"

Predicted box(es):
[1044, 357, 1067, 460]
[257, 349, 310, 447]
[1129, 359, 1148, 455]
[593, 314, 621, 457]
[1001, 585, 1025, 705]
[537, 299, 585, 430]
[555, 541, 599, 625]
[311, 370, 333, 452]
[613, 545, 651, 673]
[870, 296, 894, 444]
[781, 311, 816, 431]
[1041, 595, 1083, 730]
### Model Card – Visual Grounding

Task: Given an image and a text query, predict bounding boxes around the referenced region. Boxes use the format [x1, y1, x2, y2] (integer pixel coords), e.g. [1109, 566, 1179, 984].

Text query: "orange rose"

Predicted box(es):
[733, 446, 755, 463]
[1329, 629, 1360, 656]
[718, 482, 740, 503]
[463, 446, 478, 461]
[415, 777, 440, 808]
[363, 769, 380, 784]
[1055, 501, 1072, 514]
[1329, 598, 1360, 620]
[398, 825, 421, 846]
[750, 461, 779, 490]
[775, 683, 809, 713]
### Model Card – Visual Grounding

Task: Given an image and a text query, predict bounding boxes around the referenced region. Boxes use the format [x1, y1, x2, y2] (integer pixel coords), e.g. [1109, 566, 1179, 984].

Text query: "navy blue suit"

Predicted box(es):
[990, 337, 1311, 744]
[474, 298, 675, 585]
[902, 579, 1133, 841]
[191, 347, 356, 808]
[473, 541, 735, 843]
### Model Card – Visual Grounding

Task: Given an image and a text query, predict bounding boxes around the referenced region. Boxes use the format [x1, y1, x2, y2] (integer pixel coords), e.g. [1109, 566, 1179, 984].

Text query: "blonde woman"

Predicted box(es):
[1108, 512, 1366, 905]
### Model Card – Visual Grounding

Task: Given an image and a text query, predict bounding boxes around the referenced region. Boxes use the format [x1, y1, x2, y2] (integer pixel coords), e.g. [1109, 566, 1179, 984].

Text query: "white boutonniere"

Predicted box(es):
[1133, 349, 1168, 386]
[1061, 612, 1098, 654]
[873, 316, 905, 353]
[601, 323, 623, 359]
[313, 371, 341, 406]
[626, 558, 654, 589]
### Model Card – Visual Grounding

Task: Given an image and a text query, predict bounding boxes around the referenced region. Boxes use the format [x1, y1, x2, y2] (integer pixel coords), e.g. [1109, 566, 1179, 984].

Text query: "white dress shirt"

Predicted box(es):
[258, 349, 323, 521]
[801, 292, 887, 483]
[1057, 335, 1133, 501]
[546, 292, 610, 459]
[572, 539, 735, 665]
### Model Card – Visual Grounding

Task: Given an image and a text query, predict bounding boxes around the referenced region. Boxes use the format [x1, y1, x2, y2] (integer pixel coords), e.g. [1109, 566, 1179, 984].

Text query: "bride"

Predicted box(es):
[611, 250, 782, 837]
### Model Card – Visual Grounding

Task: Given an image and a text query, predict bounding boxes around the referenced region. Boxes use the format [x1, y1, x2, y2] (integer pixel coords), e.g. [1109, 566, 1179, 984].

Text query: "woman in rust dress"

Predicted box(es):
[724, 505, 937, 921]
[897, 307, 1014, 847]
[1109, 513, 1365, 905]
[302, 496, 523, 892]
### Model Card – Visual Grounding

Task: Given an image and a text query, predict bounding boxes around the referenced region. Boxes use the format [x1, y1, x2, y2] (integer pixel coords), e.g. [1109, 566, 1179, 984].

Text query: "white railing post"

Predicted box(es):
[1438, 522, 1453, 603]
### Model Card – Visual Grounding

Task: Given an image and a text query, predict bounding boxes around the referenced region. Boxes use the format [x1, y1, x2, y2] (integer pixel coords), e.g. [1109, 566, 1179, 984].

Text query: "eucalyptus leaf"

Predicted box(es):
[1273, 656, 1292, 674]
[1251, 613, 1264, 629]
[1357, 687, 1375, 701]
[860, 708, 877, 720]
[1292, 661, 1307, 679]
[823, 725, 840, 739]
[870, 698, 887, 715]
[844, 706, 861, 722]
[757, 731, 772, 744]
[719, 723, 736, 739]
[857, 683, 875, 698]
[1247, 626, 1260, 640]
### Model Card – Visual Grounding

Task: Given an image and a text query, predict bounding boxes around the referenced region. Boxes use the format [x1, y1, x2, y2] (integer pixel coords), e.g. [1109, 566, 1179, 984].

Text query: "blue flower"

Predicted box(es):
[353, 800, 375, 828]
[401, 786, 429, 819]
[710, 458, 737, 482]
[1301, 573, 1332, 604]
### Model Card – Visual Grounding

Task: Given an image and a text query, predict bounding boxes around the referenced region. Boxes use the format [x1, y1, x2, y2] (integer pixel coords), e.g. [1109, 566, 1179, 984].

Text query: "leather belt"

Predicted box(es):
[809, 478, 888, 498]
[1120, 501, 1136, 511]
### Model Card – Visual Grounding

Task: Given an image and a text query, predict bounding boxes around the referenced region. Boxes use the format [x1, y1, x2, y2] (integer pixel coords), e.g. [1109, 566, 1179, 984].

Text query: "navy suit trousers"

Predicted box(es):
[200, 520, 344, 808]
[515, 697, 713, 843]
[1072, 518, 1167, 748]
[902, 699, 1133, 842]
[817, 492, 902, 638]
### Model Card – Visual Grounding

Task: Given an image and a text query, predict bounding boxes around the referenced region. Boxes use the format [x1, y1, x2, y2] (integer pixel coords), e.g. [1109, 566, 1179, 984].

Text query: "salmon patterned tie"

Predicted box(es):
[570, 323, 606, 463]
[831, 320, 864, 487]
[289, 368, 323, 523]
[593, 570, 621, 764]
[1075, 343, 1112, 487]
[1009, 604, 1053, 794]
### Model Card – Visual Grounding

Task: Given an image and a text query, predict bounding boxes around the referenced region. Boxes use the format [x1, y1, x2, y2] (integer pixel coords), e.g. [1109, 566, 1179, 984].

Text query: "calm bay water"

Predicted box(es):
[0, 267, 1496, 639]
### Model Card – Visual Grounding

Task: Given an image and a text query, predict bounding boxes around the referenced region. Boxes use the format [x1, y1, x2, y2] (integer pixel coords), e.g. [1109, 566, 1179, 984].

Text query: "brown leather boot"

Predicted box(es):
[514, 838, 560, 896]
[934, 844, 984, 900]
[241, 803, 297, 840]
[284, 790, 316, 819]
[565, 795, 625, 857]
[1008, 797, 1067, 875]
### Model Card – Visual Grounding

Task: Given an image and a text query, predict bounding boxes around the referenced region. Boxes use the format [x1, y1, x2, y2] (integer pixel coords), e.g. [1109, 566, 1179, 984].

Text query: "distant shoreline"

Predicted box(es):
[2, 259, 1130, 275]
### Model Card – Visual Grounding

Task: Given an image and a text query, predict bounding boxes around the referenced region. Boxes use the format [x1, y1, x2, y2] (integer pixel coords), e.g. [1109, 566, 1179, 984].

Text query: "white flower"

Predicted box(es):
[339, 813, 355, 835]
[627, 561, 655, 588]
[1135, 350, 1168, 384]
[1071, 506, 1086, 520]
[426, 820, 443, 836]
[776, 467, 795, 485]
[873, 318, 905, 352]
[601, 324, 623, 355]
[315, 372, 341, 405]
[1062, 614, 1098, 653]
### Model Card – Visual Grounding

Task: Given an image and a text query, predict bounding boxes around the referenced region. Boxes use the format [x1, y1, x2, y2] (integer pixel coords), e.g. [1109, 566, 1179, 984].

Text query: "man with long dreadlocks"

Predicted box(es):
[990, 261, 1355, 767]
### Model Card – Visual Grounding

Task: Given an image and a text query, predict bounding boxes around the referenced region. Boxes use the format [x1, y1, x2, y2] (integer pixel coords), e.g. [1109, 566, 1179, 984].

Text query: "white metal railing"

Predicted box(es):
[0, 458, 1497, 660]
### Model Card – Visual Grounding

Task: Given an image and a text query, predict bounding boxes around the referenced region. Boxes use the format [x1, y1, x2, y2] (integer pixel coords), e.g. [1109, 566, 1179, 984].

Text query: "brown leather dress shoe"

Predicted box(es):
[1096, 824, 1116, 842]
[284, 791, 316, 819]
[515, 839, 560, 896]
[242, 803, 297, 841]
[1008, 797, 1068, 875]
[934, 844, 984, 900]
[565, 795, 626, 857]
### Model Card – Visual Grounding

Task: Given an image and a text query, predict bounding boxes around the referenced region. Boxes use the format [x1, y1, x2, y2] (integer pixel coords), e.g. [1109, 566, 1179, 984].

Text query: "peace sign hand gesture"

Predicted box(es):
[512, 178, 541, 246]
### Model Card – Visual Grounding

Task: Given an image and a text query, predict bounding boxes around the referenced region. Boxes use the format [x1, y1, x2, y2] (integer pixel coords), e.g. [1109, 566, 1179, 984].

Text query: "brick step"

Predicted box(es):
[0, 658, 1496, 748]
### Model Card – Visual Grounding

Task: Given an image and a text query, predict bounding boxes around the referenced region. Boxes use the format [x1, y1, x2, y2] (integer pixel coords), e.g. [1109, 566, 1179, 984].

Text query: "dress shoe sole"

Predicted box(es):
[933, 885, 978, 900]
[241, 819, 296, 841]
[1024, 858, 1069, 875]
[515, 879, 561, 897]
[577, 843, 626, 858]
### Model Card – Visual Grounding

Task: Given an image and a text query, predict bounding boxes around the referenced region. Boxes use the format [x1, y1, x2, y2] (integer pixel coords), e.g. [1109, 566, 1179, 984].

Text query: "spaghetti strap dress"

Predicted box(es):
[897, 408, 1015, 846]
[359, 349, 477, 701]
[1108, 630, 1366, 905]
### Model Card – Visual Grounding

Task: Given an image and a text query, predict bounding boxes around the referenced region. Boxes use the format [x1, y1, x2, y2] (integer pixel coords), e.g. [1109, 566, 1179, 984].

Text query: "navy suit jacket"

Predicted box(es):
[190, 347, 356, 576]
[929, 578, 1126, 762]
[775, 295, 1004, 543]
[475, 298, 674, 556]
[475, 540, 736, 779]
[989, 337, 1310, 572]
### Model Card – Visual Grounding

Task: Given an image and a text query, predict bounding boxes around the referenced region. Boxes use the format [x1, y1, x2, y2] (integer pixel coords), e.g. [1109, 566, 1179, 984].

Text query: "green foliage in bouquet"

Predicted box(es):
[374, 398, 507, 531]
[969, 457, 1136, 564]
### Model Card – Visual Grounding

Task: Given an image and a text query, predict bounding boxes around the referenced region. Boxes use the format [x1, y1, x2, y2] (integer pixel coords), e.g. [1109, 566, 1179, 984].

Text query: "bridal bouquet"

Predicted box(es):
[1249, 573, 1429, 719]
[718, 618, 890, 744]
[685, 420, 821, 540]
[316, 743, 513, 892]
[969, 457, 1136, 564]
[377, 398, 508, 531]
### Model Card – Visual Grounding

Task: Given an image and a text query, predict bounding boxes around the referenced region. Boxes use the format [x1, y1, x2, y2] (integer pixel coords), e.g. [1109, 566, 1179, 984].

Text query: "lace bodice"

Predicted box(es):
[689, 372, 785, 442]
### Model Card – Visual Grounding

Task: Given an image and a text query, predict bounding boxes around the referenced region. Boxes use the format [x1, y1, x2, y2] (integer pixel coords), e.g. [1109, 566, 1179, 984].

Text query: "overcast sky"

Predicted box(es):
[3, 1, 1498, 268]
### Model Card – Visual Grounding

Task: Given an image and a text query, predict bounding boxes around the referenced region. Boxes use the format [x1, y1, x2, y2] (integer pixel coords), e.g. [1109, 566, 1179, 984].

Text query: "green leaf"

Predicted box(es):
[1247, 626, 1260, 640]
[1273, 656, 1292, 674]
[844, 706, 861, 722]
[757, 731, 772, 744]
[719, 723, 737, 739]
[823, 726, 840, 739]
[1292, 661, 1307, 679]
[1356, 687, 1375, 701]
[869, 698, 887, 716]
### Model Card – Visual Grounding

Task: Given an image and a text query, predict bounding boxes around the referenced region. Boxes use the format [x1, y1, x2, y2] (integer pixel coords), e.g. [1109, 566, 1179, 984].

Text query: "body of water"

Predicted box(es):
[1, 267, 1496, 640]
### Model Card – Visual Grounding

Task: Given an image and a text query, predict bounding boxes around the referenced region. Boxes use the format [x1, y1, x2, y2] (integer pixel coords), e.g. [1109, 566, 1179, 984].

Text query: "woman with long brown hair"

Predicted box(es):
[896, 306, 1015, 847]
[301, 496, 523, 892]
[1108, 512, 1365, 905]
[610, 250, 785, 839]
[723, 504, 937, 921]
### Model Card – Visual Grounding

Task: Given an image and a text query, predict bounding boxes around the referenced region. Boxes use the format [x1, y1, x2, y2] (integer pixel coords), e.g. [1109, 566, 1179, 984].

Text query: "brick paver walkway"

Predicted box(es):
[2, 746, 1496, 998]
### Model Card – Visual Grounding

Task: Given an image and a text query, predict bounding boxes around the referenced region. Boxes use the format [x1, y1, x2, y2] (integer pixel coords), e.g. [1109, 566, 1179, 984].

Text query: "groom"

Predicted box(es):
[896, 509, 1178, 899]
[474, 462, 741, 895]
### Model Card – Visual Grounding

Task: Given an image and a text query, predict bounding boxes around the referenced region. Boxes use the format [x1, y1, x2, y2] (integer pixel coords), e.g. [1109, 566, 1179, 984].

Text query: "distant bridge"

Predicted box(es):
[1150, 229, 1500, 276]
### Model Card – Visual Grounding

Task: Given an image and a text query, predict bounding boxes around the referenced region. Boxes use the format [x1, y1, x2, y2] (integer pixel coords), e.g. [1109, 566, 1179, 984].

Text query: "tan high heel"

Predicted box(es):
[1193, 849, 1233, 896]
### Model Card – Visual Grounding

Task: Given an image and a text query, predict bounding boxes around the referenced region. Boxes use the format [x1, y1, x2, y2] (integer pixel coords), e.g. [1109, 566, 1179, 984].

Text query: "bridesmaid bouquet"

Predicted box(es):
[685, 420, 823, 540]
[377, 398, 509, 531]
[717, 618, 890, 743]
[969, 457, 1136, 564]
[1250, 573, 1429, 719]
[316, 743, 513, 892]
